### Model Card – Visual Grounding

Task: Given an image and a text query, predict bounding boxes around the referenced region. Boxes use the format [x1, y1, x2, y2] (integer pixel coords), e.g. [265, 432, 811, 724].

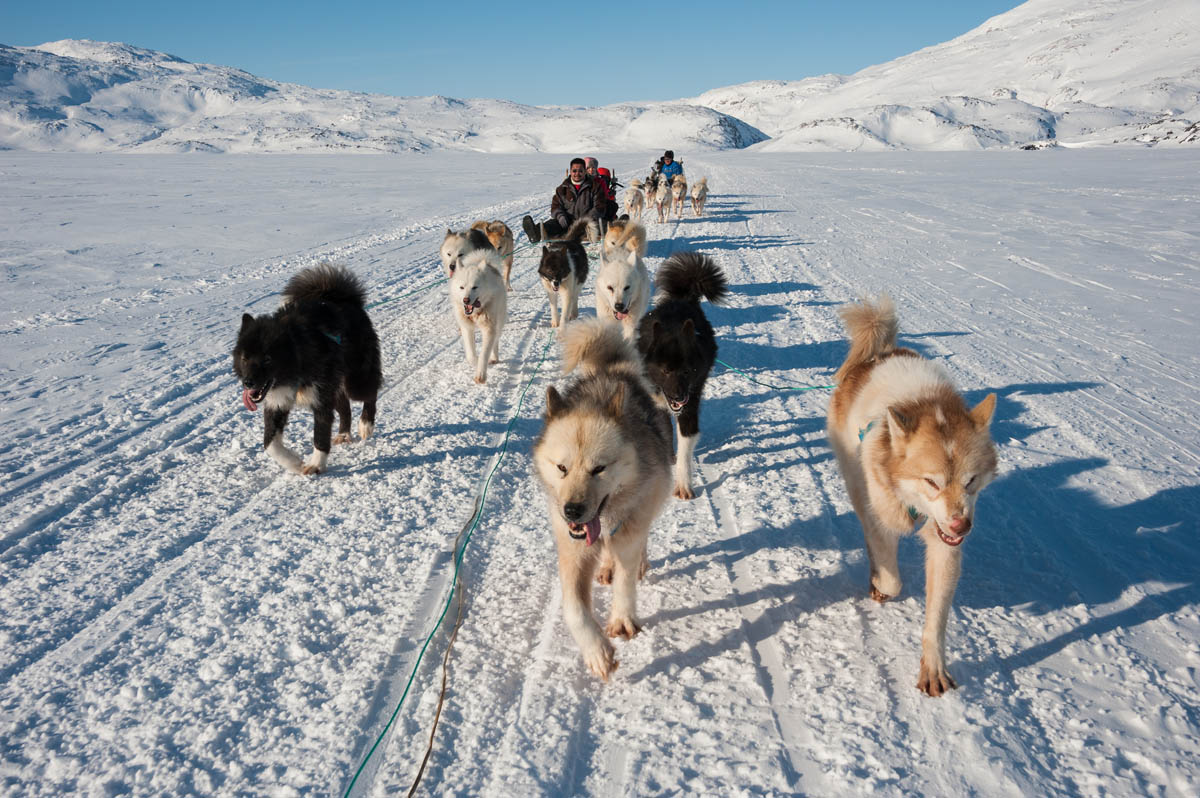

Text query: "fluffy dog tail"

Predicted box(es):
[607, 220, 647, 257]
[834, 296, 898, 385]
[563, 218, 591, 243]
[283, 262, 367, 308]
[655, 252, 728, 305]
[561, 317, 638, 377]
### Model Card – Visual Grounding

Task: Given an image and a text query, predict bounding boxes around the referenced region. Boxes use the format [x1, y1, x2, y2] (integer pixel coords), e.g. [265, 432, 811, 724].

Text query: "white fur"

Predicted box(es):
[449, 251, 507, 384]
[593, 249, 650, 342]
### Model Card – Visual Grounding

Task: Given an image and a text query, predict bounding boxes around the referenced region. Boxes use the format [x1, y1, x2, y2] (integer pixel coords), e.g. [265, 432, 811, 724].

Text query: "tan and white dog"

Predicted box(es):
[654, 177, 672, 223]
[670, 174, 688, 218]
[594, 240, 651, 342]
[533, 318, 673, 680]
[827, 296, 997, 696]
[624, 180, 645, 219]
[448, 250, 507, 384]
[690, 177, 708, 217]
[602, 218, 648, 260]
[470, 220, 515, 290]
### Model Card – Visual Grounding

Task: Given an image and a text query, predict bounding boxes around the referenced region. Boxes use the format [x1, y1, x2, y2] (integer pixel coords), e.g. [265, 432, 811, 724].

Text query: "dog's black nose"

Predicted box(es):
[563, 502, 586, 522]
[613, 303, 626, 312]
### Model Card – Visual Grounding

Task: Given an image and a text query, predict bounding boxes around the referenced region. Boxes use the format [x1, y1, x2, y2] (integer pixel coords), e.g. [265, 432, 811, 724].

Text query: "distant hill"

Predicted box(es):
[2, 0, 1196, 153]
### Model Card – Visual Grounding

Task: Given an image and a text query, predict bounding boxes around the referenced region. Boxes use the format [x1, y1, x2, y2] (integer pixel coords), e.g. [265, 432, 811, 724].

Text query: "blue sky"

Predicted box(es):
[3, 0, 1021, 105]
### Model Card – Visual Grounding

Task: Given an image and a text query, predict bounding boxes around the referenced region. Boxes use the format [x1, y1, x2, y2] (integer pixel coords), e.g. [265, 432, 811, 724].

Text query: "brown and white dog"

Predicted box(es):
[690, 177, 708, 217]
[827, 296, 997, 697]
[670, 174, 688, 218]
[533, 318, 673, 680]
[470, 220, 515, 290]
[602, 218, 648, 261]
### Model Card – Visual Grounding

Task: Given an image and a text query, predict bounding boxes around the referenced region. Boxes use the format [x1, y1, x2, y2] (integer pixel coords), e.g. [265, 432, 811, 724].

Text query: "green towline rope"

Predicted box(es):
[715, 358, 835, 393]
[343, 329, 555, 798]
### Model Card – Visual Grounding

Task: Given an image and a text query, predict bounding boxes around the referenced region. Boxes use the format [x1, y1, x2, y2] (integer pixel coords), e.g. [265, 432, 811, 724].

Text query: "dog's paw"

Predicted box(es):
[489, 356, 499, 365]
[605, 616, 641, 641]
[474, 373, 486, 385]
[917, 655, 957, 697]
[869, 585, 894, 603]
[332, 433, 352, 445]
[582, 639, 618, 681]
[358, 420, 374, 441]
[595, 565, 613, 585]
[301, 464, 323, 476]
[673, 482, 695, 500]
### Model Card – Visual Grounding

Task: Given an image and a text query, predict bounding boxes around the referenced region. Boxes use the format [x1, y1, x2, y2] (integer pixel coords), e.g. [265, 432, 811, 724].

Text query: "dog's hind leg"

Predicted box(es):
[916, 533, 963, 696]
[332, 390, 353, 445]
[303, 400, 334, 475]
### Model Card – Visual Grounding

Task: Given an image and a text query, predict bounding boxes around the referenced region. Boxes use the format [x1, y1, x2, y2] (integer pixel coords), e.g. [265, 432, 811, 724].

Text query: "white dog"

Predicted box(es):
[594, 246, 651, 342]
[654, 178, 671, 223]
[448, 250, 507, 384]
[690, 177, 708, 216]
[624, 180, 645, 219]
[670, 175, 688, 219]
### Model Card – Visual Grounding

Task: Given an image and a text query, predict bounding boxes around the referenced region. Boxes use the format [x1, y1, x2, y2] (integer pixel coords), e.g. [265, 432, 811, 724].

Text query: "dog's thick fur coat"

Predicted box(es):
[470, 220, 515, 290]
[594, 232, 651, 342]
[440, 227, 494, 278]
[827, 297, 998, 696]
[233, 263, 382, 475]
[533, 318, 673, 680]
[538, 219, 590, 329]
[670, 174, 688, 218]
[448, 250, 507, 384]
[624, 180, 645, 219]
[637, 252, 728, 499]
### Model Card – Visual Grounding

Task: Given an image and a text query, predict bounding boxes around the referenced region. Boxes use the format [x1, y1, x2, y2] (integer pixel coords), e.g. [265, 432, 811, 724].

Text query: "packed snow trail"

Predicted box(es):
[0, 151, 1197, 797]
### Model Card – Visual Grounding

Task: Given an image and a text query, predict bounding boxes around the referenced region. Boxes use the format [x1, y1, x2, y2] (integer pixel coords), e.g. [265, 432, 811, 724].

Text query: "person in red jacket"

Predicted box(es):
[585, 157, 619, 222]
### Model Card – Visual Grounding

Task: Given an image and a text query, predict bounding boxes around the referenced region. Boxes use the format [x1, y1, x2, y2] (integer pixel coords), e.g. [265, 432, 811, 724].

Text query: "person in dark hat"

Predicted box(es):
[652, 150, 684, 183]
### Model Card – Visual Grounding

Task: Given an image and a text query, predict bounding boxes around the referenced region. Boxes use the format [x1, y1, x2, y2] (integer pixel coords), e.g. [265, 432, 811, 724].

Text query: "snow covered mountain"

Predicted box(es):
[0, 40, 766, 154]
[692, 0, 1200, 150]
[1, 0, 1197, 153]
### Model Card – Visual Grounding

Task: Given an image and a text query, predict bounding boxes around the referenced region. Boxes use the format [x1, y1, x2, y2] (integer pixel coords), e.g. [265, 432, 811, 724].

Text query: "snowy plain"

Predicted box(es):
[1, 149, 1199, 797]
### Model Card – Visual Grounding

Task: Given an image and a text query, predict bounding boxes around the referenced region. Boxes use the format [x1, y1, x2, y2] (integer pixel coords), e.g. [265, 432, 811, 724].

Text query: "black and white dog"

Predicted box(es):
[538, 219, 590, 329]
[636, 252, 728, 499]
[233, 263, 382, 475]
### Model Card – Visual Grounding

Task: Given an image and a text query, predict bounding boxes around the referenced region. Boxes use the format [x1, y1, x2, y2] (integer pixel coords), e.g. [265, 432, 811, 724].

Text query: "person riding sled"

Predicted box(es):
[522, 158, 605, 243]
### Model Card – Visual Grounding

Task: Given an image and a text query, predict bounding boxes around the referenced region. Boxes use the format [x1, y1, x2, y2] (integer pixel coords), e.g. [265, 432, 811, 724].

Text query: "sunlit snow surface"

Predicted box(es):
[1, 150, 1198, 796]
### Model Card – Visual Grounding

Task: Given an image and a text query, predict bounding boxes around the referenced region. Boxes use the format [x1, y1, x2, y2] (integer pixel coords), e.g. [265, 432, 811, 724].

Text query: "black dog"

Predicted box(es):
[233, 263, 382, 475]
[637, 252, 728, 499]
[538, 219, 590, 328]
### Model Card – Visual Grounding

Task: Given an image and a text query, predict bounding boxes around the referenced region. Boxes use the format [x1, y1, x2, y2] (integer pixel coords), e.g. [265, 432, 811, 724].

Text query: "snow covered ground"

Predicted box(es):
[1, 150, 1198, 797]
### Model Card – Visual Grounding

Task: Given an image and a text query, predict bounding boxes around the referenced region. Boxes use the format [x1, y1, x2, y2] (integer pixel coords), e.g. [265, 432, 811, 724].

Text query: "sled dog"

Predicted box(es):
[233, 263, 382, 475]
[637, 252, 728, 499]
[538, 219, 590, 329]
[533, 318, 673, 680]
[670, 174, 688, 218]
[594, 239, 651, 342]
[690, 177, 708, 216]
[602, 218, 648, 260]
[654, 177, 671, 223]
[624, 180, 645, 219]
[827, 296, 998, 697]
[440, 227, 494, 278]
[470, 219, 515, 290]
[448, 250, 507, 384]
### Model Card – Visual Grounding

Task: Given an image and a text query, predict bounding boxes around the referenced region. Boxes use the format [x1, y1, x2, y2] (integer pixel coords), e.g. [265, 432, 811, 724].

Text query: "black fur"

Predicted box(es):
[232, 263, 382, 470]
[636, 252, 728, 438]
[538, 219, 590, 290]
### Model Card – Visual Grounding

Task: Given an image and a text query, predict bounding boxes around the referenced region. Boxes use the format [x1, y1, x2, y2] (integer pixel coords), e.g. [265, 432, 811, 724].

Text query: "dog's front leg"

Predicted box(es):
[556, 534, 616, 680]
[457, 316, 477, 370]
[475, 322, 495, 384]
[917, 532, 963, 696]
[545, 285, 560, 328]
[604, 532, 645, 640]
[673, 407, 700, 500]
[264, 408, 303, 474]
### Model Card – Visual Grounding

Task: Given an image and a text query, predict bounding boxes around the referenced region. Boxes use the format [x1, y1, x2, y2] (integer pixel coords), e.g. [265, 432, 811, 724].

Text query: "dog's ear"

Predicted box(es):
[241, 313, 254, 330]
[446, 228, 454, 236]
[970, 393, 997, 428]
[681, 318, 695, 340]
[606, 382, 626, 418]
[886, 406, 916, 442]
[545, 386, 565, 419]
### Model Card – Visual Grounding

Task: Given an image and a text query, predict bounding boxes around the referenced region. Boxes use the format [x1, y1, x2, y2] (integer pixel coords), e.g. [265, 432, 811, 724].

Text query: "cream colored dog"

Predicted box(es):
[533, 319, 673, 680]
[470, 220, 515, 290]
[448, 250, 507, 384]
[690, 177, 708, 216]
[827, 296, 998, 697]
[670, 174, 688, 218]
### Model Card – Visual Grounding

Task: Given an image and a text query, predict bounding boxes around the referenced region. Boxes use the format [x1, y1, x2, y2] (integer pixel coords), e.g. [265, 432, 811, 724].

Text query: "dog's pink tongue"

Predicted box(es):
[585, 517, 602, 546]
[242, 388, 258, 412]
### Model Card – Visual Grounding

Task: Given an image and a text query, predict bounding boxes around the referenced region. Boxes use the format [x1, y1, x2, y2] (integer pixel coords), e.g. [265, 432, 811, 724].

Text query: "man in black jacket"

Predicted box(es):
[522, 158, 604, 243]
